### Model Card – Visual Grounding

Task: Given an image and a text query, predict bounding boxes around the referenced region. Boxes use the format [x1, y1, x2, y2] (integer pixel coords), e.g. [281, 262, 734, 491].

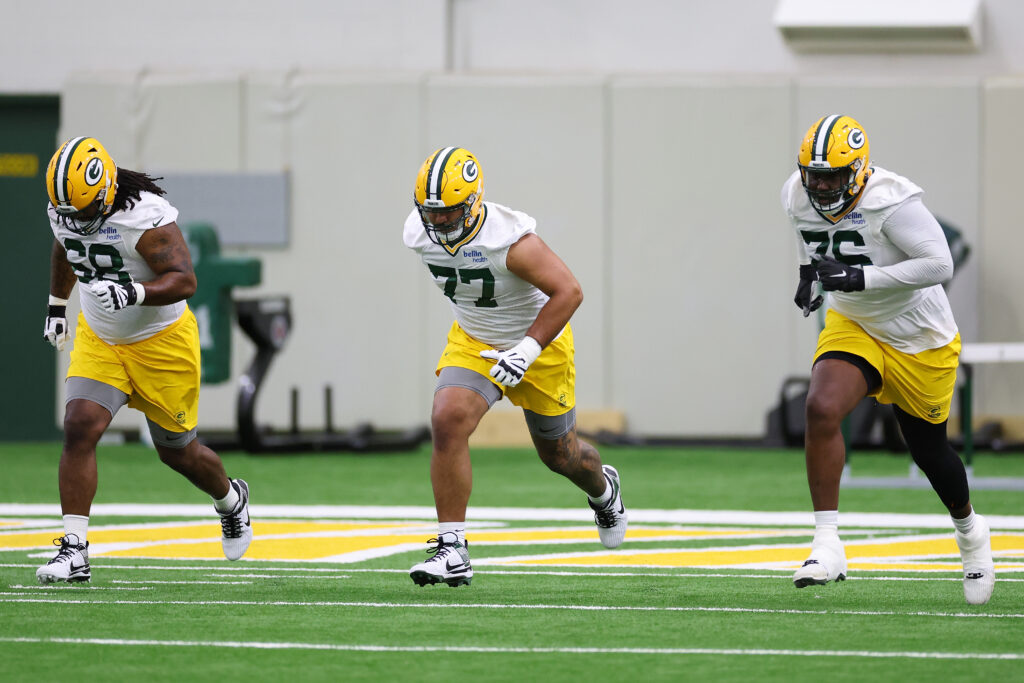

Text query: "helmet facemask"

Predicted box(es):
[418, 195, 477, 247]
[799, 160, 863, 217]
[54, 192, 112, 236]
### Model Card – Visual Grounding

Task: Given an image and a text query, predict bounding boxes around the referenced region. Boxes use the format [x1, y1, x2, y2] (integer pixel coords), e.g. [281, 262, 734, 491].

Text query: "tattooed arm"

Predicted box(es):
[134, 222, 198, 305]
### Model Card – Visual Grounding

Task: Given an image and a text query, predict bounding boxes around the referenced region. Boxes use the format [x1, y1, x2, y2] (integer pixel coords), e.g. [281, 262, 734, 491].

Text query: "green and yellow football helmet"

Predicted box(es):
[45, 136, 118, 235]
[414, 147, 484, 250]
[798, 114, 872, 223]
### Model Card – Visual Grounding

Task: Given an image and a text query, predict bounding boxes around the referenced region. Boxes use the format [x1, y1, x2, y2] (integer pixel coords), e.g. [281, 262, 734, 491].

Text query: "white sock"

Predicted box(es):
[63, 514, 89, 545]
[813, 510, 839, 541]
[953, 510, 976, 535]
[438, 522, 465, 546]
[588, 477, 612, 507]
[213, 480, 240, 513]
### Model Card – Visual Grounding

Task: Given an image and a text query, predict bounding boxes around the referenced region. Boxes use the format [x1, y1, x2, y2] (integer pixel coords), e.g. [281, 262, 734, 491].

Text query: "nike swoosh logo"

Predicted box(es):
[152, 217, 164, 227]
[445, 559, 469, 572]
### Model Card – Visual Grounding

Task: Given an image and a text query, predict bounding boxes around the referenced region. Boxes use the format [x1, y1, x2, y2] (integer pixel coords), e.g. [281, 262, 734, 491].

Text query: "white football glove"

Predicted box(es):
[43, 300, 70, 351]
[87, 280, 145, 312]
[479, 336, 543, 387]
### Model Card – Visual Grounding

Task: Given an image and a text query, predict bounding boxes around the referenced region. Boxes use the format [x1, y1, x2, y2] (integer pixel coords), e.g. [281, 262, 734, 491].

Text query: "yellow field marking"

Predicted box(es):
[97, 536, 404, 561]
[6, 520, 1024, 572]
[0, 521, 423, 552]
[88, 526, 768, 561]
[467, 527, 771, 543]
[492, 533, 1024, 572]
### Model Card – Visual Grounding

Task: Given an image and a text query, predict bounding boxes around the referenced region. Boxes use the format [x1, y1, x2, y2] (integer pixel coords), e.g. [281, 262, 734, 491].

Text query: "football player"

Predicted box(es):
[36, 137, 252, 584]
[783, 115, 994, 604]
[404, 147, 627, 587]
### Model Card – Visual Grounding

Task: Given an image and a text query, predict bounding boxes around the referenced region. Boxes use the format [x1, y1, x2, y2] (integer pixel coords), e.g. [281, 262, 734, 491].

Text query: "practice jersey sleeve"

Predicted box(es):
[863, 198, 954, 291]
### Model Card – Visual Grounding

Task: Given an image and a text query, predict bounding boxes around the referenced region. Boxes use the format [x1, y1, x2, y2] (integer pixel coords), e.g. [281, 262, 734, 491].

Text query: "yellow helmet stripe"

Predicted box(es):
[52, 136, 88, 205]
[427, 146, 458, 201]
[811, 114, 841, 165]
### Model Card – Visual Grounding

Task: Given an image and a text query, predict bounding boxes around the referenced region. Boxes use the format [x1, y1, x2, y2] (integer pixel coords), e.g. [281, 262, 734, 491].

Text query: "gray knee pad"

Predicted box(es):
[65, 377, 129, 418]
[524, 407, 576, 440]
[436, 366, 502, 407]
[147, 419, 197, 448]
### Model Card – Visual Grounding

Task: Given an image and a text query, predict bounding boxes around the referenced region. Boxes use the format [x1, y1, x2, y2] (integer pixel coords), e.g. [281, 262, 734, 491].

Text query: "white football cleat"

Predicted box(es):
[589, 465, 628, 549]
[218, 479, 252, 561]
[793, 535, 847, 588]
[36, 534, 91, 584]
[955, 514, 995, 605]
[410, 534, 473, 587]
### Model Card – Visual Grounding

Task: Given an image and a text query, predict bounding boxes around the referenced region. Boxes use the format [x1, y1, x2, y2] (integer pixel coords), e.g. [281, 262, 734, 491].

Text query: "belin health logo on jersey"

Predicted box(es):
[844, 211, 865, 226]
[84, 158, 104, 186]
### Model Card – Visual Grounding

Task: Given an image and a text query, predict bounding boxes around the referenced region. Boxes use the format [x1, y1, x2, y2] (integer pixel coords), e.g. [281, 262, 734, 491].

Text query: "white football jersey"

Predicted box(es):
[49, 191, 185, 344]
[404, 201, 550, 349]
[782, 166, 958, 353]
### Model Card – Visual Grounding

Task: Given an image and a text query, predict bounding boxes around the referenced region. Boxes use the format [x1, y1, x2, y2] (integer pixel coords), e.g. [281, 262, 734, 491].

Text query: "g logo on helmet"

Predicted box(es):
[462, 160, 478, 183]
[84, 157, 104, 186]
[847, 129, 865, 150]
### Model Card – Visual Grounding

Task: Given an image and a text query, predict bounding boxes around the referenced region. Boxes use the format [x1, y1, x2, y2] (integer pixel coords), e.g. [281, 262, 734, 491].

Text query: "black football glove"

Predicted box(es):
[814, 255, 865, 292]
[794, 264, 823, 317]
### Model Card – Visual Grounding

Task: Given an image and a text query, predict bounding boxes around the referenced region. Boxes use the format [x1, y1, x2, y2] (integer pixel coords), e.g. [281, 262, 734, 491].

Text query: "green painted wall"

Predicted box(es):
[0, 96, 60, 440]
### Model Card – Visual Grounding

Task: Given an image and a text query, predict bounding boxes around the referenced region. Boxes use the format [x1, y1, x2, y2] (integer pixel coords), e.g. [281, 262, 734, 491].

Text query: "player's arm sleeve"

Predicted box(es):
[794, 232, 813, 266]
[863, 198, 954, 290]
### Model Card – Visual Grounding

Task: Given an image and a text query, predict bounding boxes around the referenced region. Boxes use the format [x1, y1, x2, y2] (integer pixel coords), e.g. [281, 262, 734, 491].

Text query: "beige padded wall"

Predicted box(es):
[421, 76, 609, 415]
[608, 77, 796, 436]
[138, 73, 244, 172]
[235, 74, 427, 431]
[59, 72, 141, 167]
[195, 72, 293, 428]
[979, 78, 1024, 423]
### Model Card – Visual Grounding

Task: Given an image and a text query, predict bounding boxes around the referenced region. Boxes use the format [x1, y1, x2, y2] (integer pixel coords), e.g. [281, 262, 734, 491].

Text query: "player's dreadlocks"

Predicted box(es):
[112, 169, 166, 213]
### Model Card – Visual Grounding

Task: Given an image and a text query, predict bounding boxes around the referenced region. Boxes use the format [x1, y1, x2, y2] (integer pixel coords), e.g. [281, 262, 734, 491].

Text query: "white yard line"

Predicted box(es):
[1, 504, 1022, 529]
[111, 580, 254, 585]
[0, 595, 1020, 620]
[2, 563, 1022, 582]
[7, 584, 150, 591]
[0, 636, 1020, 660]
[204, 574, 351, 579]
